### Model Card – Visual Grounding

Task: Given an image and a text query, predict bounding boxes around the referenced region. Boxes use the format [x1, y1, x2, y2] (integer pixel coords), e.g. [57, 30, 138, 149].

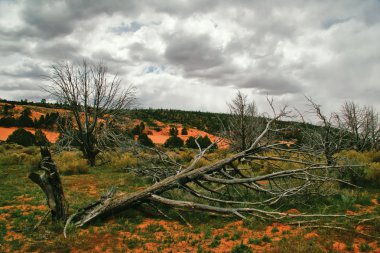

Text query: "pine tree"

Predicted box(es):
[181, 127, 188, 135]
[7, 128, 36, 146]
[164, 136, 184, 148]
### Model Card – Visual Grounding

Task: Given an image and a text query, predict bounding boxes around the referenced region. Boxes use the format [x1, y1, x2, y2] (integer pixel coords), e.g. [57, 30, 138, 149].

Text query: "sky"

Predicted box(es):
[0, 0, 379, 116]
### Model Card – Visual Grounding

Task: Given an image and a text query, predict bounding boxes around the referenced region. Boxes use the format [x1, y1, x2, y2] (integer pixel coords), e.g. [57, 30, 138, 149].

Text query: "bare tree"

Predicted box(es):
[340, 101, 379, 151]
[46, 60, 136, 166]
[300, 97, 349, 165]
[227, 91, 262, 151]
[363, 106, 379, 150]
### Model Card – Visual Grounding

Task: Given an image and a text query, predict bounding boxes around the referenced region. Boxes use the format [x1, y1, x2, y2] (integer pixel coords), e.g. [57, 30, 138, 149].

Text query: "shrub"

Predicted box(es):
[35, 129, 50, 146]
[107, 153, 138, 170]
[262, 235, 272, 243]
[372, 152, 380, 163]
[231, 242, 253, 253]
[169, 127, 179, 136]
[0, 149, 39, 167]
[186, 135, 217, 150]
[164, 136, 184, 148]
[6, 128, 36, 146]
[181, 127, 188, 135]
[153, 127, 162, 132]
[366, 162, 380, 186]
[186, 136, 198, 149]
[54, 151, 89, 175]
[138, 133, 154, 147]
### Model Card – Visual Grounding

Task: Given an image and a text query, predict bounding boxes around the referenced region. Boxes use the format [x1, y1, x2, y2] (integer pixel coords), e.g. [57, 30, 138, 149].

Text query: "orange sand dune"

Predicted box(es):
[0, 127, 59, 143]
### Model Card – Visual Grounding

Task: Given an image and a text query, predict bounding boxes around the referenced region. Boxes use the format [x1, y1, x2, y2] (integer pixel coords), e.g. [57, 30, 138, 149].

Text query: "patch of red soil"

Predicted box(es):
[346, 210, 357, 215]
[332, 241, 346, 252]
[257, 180, 269, 186]
[286, 208, 301, 214]
[144, 123, 229, 149]
[304, 232, 319, 239]
[64, 175, 99, 197]
[0, 126, 59, 143]
[278, 140, 296, 147]
[71, 219, 300, 253]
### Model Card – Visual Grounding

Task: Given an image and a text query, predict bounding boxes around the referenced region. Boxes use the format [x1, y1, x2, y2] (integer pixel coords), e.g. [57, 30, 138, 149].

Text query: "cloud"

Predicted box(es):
[0, 0, 379, 115]
[0, 61, 47, 79]
[164, 33, 224, 71]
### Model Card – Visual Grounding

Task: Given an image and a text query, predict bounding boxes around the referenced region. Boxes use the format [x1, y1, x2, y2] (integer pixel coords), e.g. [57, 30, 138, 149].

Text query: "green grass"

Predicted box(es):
[231, 241, 253, 253]
[146, 223, 166, 233]
[359, 242, 373, 252]
[248, 238, 261, 245]
[209, 235, 221, 248]
[262, 235, 272, 243]
[231, 231, 243, 241]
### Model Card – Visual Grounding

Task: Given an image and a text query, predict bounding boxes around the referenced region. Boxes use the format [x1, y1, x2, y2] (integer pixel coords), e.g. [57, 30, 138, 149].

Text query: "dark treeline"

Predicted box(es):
[129, 108, 231, 134]
[0, 98, 72, 110]
[0, 105, 59, 129]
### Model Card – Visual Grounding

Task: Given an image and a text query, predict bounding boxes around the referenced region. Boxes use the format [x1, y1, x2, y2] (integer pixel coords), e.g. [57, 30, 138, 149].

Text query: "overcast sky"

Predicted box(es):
[0, 0, 379, 116]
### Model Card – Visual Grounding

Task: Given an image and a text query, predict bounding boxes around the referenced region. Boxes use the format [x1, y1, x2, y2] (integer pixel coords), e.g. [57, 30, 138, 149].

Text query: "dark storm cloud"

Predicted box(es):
[16, 0, 144, 39]
[241, 76, 301, 95]
[34, 41, 82, 61]
[164, 33, 224, 71]
[0, 81, 41, 91]
[0, 62, 47, 79]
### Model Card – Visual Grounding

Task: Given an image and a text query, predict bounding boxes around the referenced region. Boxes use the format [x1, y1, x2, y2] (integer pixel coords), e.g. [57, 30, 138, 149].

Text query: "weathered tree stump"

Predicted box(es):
[29, 147, 68, 222]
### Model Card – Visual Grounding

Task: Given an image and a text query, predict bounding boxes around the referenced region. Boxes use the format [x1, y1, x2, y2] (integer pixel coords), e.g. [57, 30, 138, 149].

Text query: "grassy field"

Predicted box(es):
[1, 144, 380, 252]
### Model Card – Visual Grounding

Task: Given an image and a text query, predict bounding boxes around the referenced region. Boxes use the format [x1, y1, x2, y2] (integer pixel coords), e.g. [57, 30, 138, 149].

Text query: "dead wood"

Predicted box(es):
[29, 147, 69, 222]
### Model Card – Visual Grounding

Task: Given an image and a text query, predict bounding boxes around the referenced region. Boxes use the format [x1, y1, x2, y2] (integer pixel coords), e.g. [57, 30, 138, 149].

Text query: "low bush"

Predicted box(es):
[366, 162, 380, 186]
[164, 136, 184, 148]
[231, 242, 253, 253]
[138, 133, 154, 147]
[104, 152, 138, 170]
[0, 146, 40, 167]
[54, 151, 89, 175]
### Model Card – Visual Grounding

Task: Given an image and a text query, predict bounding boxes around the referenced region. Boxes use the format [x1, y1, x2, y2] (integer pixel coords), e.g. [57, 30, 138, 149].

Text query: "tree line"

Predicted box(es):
[0, 106, 59, 129]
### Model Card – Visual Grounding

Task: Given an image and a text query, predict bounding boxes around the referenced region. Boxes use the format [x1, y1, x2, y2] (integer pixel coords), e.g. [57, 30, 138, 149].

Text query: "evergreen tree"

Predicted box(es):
[169, 127, 179, 136]
[35, 129, 50, 146]
[18, 108, 34, 127]
[140, 122, 145, 132]
[138, 133, 155, 147]
[181, 127, 188, 135]
[38, 115, 45, 128]
[199, 135, 215, 149]
[131, 124, 142, 136]
[0, 117, 17, 127]
[6, 128, 36, 146]
[164, 136, 184, 148]
[185, 136, 197, 149]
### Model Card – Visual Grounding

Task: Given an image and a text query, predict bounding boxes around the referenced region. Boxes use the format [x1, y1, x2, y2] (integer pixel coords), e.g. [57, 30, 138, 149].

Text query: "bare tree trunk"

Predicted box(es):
[29, 147, 68, 221]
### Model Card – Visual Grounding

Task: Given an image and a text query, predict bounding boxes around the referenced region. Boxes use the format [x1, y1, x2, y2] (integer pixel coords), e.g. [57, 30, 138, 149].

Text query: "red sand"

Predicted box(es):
[146, 123, 229, 148]
[0, 127, 59, 143]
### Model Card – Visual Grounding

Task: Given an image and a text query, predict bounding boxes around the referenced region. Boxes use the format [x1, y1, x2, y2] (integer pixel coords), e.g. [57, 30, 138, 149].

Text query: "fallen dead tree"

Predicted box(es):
[30, 104, 361, 237]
